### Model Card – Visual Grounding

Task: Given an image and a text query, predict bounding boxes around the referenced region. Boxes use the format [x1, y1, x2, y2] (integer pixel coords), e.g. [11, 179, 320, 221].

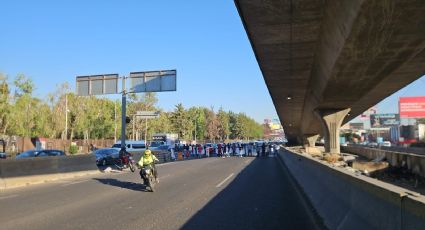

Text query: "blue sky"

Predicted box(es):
[0, 1, 424, 123]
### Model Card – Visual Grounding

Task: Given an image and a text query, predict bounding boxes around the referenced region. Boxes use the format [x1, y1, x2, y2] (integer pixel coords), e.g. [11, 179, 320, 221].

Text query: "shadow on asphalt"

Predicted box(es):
[92, 178, 152, 192]
[181, 157, 322, 230]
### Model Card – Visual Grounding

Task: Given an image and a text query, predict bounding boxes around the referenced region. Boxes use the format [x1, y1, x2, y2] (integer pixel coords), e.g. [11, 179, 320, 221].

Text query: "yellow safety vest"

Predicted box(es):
[138, 154, 158, 167]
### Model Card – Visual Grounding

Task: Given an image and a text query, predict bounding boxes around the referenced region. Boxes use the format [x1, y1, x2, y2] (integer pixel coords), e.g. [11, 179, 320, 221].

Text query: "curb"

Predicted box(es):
[276, 150, 327, 230]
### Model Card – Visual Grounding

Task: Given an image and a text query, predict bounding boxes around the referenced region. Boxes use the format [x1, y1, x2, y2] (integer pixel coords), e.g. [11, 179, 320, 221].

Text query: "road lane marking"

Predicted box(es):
[0, 194, 19, 200]
[61, 179, 89, 187]
[216, 173, 234, 188]
[157, 162, 175, 167]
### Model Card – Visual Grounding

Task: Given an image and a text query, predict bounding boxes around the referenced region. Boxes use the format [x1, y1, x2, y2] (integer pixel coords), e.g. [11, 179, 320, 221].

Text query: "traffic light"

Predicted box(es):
[125, 116, 131, 124]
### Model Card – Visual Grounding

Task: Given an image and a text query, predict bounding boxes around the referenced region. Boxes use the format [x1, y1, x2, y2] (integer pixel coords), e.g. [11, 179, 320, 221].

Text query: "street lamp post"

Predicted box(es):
[65, 93, 68, 140]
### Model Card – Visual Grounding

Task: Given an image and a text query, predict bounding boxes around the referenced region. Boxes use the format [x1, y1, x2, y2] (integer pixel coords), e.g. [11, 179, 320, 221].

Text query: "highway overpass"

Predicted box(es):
[235, 0, 425, 153]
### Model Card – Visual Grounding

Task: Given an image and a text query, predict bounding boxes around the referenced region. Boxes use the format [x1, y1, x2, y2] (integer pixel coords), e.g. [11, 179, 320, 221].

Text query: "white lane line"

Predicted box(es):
[216, 173, 234, 188]
[0, 194, 19, 200]
[61, 179, 89, 187]
[156, 162, 175, 167]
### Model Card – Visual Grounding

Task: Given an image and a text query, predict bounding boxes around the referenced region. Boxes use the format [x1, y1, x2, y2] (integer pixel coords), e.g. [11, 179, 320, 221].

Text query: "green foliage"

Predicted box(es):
[69, 145, 78, 154]
[0, 74, 264, 141]
[170, 103, 193, 140]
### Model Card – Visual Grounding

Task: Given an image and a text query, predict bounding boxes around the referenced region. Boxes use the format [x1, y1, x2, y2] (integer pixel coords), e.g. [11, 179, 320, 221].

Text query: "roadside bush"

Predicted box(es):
[69, 145, 78, 155]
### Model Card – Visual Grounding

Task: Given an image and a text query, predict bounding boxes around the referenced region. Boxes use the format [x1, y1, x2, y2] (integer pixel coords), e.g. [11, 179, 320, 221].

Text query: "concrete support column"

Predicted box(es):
[314, 108, 350, 154]
[303, 134, 319, 148]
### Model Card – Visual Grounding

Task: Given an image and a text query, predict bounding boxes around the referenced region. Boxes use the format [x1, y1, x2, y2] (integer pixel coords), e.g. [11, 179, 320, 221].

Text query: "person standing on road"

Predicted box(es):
[198, 145, 202, 158]
[261, 143, 266, 157]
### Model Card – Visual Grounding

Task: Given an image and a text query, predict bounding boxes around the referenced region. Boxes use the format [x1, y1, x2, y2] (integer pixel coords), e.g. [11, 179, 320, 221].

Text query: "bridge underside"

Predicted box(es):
[235, 0, 425, 150]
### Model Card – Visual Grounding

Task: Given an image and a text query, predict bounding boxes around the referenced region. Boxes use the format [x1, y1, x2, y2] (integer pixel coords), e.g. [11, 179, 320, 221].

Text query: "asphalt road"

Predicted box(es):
[0, 156, 323, 230]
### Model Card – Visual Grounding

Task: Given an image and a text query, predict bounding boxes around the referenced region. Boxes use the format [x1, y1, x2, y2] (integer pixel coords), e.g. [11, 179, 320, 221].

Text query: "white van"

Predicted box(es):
[112, 140, 146, 154]
[379, 141, 391, 147]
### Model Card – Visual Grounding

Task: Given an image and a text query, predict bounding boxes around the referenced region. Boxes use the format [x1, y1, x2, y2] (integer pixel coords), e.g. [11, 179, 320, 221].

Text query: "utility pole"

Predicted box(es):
[121, 77, 127, 152]
[132, 115, 136, 140]
[65, 93, 68, 140]
[194, 120, 197, 143]
[114, 101, 117, 143]
[145, 118, 148, 143]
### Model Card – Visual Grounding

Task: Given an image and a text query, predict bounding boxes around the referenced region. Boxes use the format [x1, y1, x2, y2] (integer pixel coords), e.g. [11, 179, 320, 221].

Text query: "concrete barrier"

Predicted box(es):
[0, 155, 98, 190]
[342, 146, 425, 177]
[0, 151, 173, 190]
[278, 148, 425, 230]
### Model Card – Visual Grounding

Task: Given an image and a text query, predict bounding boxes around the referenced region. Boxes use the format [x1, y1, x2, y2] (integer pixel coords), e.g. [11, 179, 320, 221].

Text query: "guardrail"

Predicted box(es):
[342, 145, 425, 177]
[278, 148, 425, 230]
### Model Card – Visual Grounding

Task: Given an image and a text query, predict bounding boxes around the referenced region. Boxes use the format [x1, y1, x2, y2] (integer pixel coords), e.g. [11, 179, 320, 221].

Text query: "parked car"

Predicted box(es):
[15, 149, 65, 159]
[149, 141, 166, 151]
[94, 148, 120, 166]
[0, 139, 6, 159]
[379, 141, 391, 147]
[367, 142, 378, 148]
[155, 145, 171, 152]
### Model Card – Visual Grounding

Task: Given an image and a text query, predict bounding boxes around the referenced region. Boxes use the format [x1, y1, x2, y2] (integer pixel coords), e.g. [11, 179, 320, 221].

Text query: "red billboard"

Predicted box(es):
[399, 96, 425, 118]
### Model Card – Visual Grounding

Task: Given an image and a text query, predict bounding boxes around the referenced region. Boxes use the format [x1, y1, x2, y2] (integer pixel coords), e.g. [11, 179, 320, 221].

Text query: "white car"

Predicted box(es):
[367, 142, 378, 148]
[379, 141, 391, 147]
[112, 140, 146, 154]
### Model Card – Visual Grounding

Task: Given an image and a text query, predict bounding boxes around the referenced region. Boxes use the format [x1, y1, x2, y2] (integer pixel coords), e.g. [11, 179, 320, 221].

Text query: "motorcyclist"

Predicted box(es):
[119, 148, 132, 166]
[137, 149, 159, 184]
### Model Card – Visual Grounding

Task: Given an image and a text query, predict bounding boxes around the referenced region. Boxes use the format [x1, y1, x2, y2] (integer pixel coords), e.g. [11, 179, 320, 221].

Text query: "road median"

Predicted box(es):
[278, 148, 425, 230]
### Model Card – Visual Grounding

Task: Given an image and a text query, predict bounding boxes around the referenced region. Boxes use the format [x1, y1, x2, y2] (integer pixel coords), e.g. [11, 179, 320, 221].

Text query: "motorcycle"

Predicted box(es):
[114, 152, 136, 172]
[141, 165, 156, 192]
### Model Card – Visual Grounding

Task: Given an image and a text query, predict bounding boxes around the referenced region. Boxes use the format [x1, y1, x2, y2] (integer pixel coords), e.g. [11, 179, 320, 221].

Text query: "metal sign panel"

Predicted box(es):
[370, 113, 400, 128]
[399, 96, 425, 118]
[135, 111, 160, 119]
[129, 70, 176, 93]
[76, 74, 119, 96]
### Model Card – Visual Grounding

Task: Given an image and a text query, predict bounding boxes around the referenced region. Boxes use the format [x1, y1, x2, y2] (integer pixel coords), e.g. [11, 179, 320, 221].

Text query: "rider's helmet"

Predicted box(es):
[145, 149, 152, 156]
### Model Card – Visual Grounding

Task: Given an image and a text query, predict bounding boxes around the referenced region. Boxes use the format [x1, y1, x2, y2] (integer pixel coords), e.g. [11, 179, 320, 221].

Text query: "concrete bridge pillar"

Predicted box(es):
[303, 134, 321, 155]
[303, 134, 319, 148]
[314, 108, 350, 154]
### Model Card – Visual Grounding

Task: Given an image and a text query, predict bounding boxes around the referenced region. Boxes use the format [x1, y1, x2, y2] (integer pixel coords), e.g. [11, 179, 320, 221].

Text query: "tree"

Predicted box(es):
[13, 74, 35, 97]
[0, 74, 10, 135]
[170, 104, 192, 140]
[187, 107, 206, 141]
[8, 75, 37, 137]
[205, 107, 220, 142]
[217, 108, 230, 141]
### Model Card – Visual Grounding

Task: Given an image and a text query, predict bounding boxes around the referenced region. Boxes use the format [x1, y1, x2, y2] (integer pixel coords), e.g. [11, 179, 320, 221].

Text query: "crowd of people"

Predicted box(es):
[170, 142, 280, 160]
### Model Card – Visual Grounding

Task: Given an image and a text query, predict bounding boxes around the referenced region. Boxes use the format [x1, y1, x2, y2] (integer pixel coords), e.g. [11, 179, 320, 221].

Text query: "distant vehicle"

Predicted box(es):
[152, 133, 178, 147]
[0, 139, 6, 159]
[112, 140, 146, 154]
[149, 141, 166, 151]
[155, 145, 171, 152]
[379, 141, 391, 147]
[93, 148, 120, 166]
[367, 142, 378, 148]
[254, 141, 265, 147]
[16, 149, 65, 159]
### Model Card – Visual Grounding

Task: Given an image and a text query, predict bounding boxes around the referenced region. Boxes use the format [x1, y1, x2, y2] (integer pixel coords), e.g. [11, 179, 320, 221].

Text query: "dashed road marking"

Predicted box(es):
[0, 194, 19, 200]
[61, 180, 89, 187]
[216, 173, 234, 188]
